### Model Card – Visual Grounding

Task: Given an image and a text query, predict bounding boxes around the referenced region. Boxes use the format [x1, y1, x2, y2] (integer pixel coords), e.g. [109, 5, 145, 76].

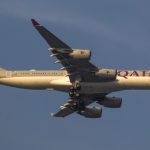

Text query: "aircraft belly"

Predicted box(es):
[1, 76, 150, 93]
[80, 82, 119, 94]
[0, 76, 71, 91]
[116, 76, 150, 90]
[80, 76, 150, 94]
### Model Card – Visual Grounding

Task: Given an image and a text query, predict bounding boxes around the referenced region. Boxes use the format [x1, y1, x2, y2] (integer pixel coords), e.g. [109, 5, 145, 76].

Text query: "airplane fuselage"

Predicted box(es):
[1, 69, 150, 94]
[2, 19, 149, 118]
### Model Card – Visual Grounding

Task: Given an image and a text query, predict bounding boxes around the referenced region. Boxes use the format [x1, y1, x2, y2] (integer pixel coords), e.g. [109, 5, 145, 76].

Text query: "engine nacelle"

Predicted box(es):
[95, 69, 117, 81]
[69, 49, 91, 60]
[78, 106, 102, 118]
[98, 96, 122, 108]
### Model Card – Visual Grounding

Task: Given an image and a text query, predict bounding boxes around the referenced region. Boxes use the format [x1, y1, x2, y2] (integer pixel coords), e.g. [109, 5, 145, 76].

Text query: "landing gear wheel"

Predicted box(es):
[69, 82, 81, 98]
[75, 92, 80, 98]
[69, 91, 74, 97]
[70, 86, 75, 92]
[69, 91, 80, 98]
[74, 82, 81, 90]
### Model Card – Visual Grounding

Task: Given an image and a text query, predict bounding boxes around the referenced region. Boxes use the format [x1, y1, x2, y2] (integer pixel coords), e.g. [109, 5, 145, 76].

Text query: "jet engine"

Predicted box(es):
[95, 69, 117, 81]
[78, 106, 102, 118]
[98, 96, 122, 108]
[69, 49, 91, 60]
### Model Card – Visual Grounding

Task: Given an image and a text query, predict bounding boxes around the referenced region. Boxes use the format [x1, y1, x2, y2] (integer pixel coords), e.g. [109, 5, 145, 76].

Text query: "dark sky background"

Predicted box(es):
[0, 0, 150, 150]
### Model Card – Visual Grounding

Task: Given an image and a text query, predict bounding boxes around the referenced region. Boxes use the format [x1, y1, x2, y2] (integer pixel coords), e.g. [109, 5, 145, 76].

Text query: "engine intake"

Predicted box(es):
[78, 106, 102, 118]
[96, 69, 117, 81]
[98, 96, 122, 108]
[69, 49, 91, 60]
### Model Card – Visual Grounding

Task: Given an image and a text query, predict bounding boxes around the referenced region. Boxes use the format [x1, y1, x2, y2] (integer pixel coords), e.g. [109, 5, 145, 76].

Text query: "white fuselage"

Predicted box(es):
[0, 70, 150, 94]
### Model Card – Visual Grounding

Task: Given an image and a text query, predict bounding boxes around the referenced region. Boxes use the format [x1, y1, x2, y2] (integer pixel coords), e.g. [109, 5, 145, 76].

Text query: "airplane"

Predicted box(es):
[0, 19, 150, 118]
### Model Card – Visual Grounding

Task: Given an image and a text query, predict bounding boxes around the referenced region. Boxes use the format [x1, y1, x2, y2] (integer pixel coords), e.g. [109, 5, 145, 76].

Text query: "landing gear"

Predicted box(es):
[69, 91, 74, 98]
[75, 92, 80, 98]
[69, 90, 81, 98]
[69, 81, 84, 111]
[69, 81, 81, 98]
[70, 86, 74, 92]
[74, 81, 81, 90]
[72, 99, 85, 111]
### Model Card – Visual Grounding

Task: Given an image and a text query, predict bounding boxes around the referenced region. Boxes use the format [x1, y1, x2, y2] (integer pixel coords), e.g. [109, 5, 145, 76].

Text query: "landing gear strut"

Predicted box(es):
[72, 99, 85, 111]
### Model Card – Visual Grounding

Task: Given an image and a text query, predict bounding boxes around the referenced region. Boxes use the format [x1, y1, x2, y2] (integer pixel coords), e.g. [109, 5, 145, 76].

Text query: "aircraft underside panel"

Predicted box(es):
[80, 76, 150, 94]
[0, 76, 71, 91]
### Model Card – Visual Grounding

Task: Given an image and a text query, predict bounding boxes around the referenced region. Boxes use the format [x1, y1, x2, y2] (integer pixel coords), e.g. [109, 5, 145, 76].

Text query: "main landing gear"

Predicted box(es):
[69, 81, 84, 110]
[69, 81, 81, 98]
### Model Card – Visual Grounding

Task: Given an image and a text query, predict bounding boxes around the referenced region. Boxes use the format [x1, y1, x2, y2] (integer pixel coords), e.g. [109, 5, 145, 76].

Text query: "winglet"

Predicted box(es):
[31, 19, 40, 26]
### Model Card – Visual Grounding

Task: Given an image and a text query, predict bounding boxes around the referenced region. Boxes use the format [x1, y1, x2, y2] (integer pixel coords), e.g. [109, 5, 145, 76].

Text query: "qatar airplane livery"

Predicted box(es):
[0, 19, 150, 118]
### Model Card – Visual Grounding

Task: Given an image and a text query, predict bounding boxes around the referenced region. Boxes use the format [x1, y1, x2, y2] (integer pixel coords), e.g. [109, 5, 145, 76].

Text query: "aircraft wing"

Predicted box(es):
[50, 97, 102, 118]
[31, 19, 71, 49]
[51, 99, 76, 117]
[31, 19, 98, 82]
